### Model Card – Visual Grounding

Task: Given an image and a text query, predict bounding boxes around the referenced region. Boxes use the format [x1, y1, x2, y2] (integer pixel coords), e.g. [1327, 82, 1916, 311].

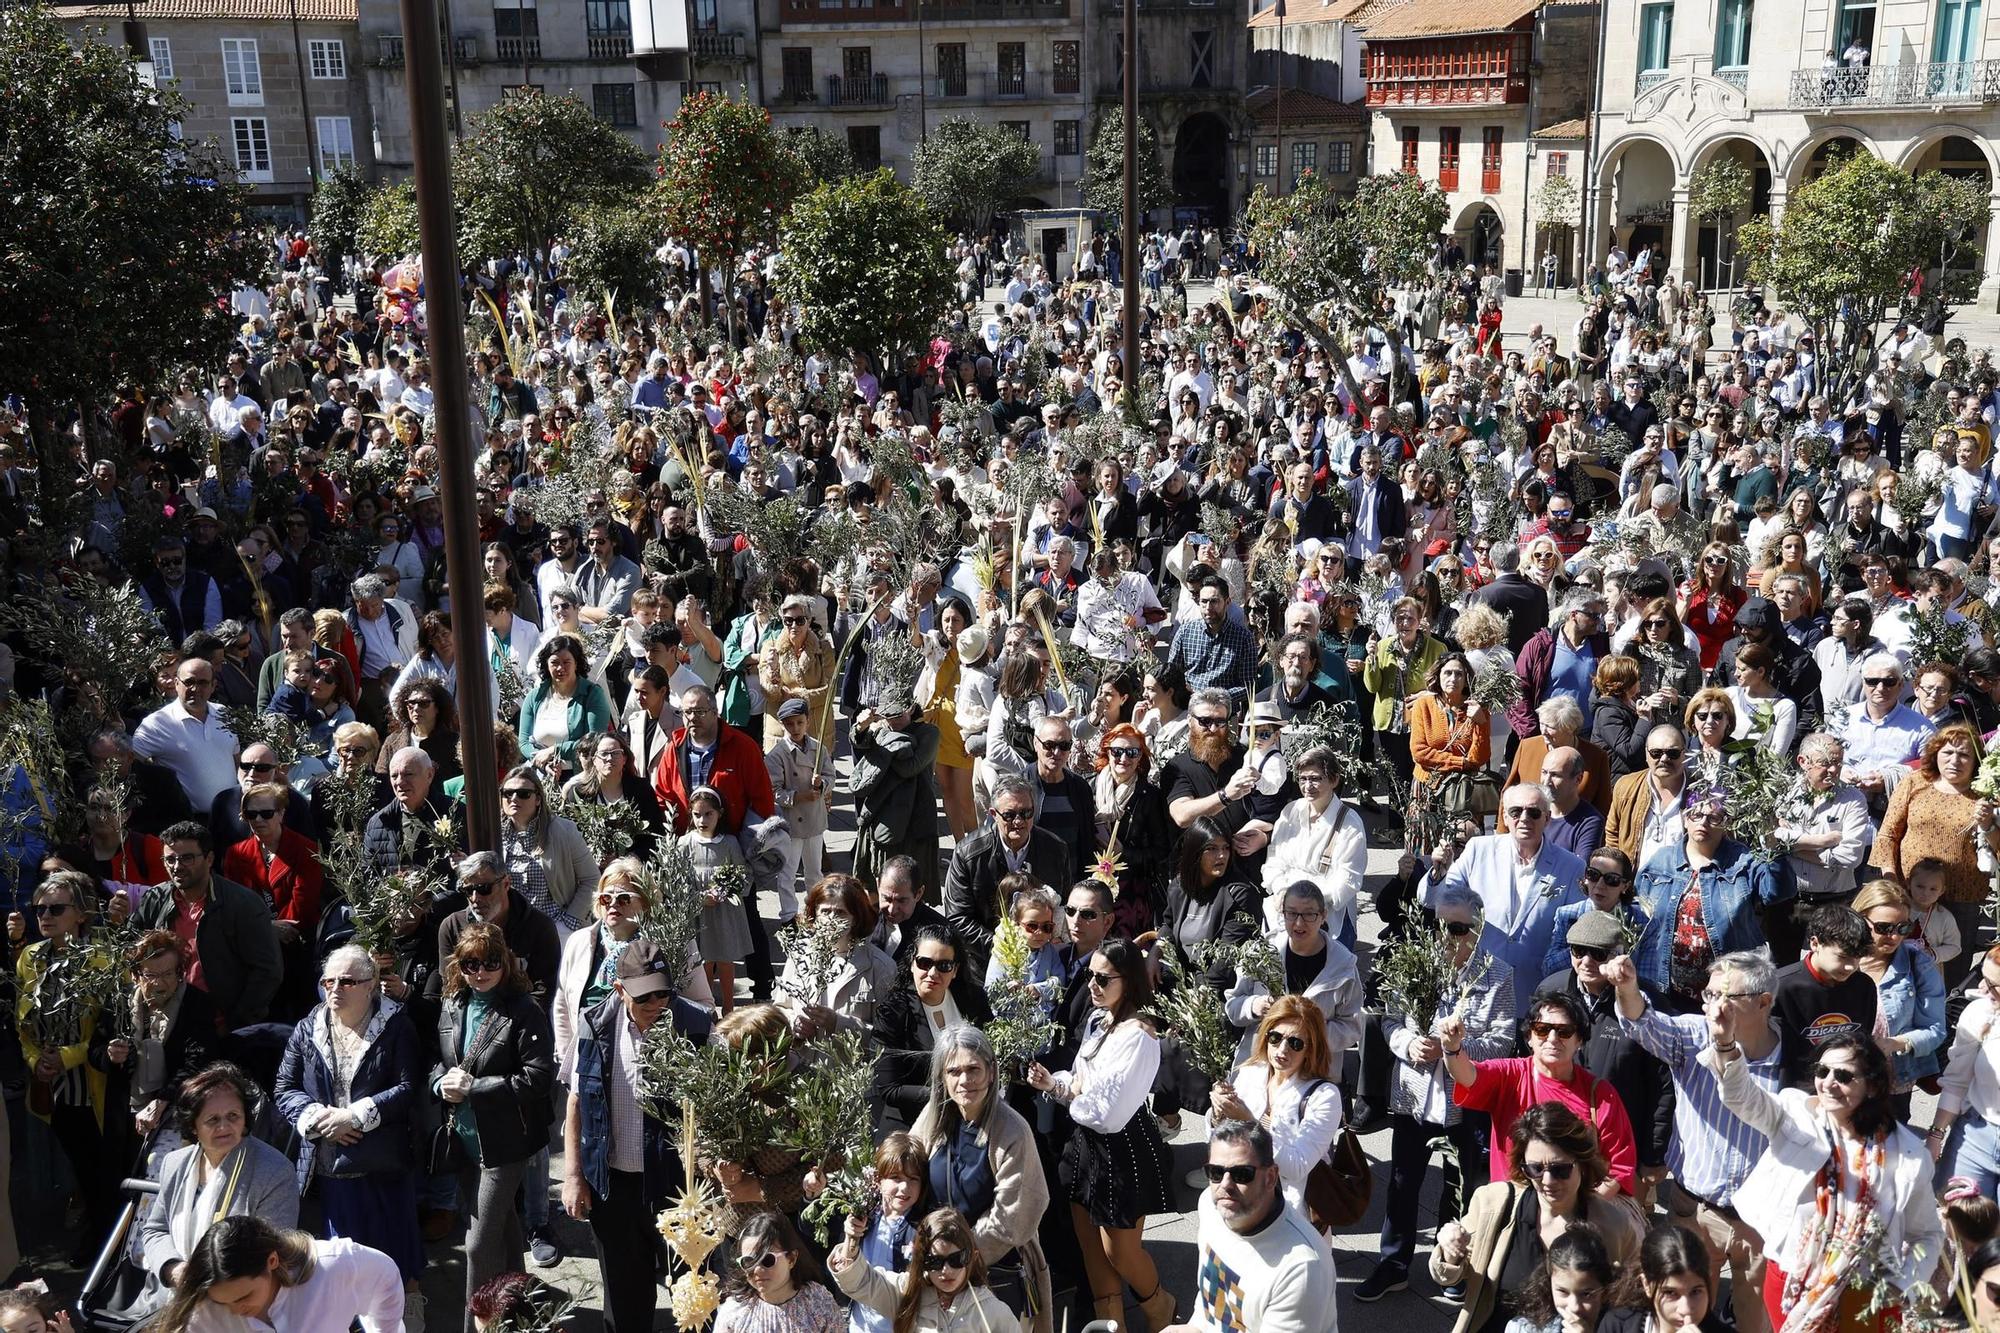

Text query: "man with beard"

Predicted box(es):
[1259, 632, 1342, 724]
[1166, 687, 1270, 867]
[1168, 1120, 1336, 1333]
[647, 504, 713, 603]
[942, 773, 1072, 981]
[1165, 577, 1259, 711]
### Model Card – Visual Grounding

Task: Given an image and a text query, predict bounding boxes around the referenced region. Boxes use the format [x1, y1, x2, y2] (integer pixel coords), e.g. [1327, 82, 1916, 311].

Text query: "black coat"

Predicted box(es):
[942, 824, 1074, 979]
[428, 890, 562, 1007]
[1592, 696, 1649, 780]
[362, 796, 453, 876]
[127, 759, 195, 838]
[869, 900, 952, 969]
[1467, 573, 1551, 656]
[869, 981, 994, 1109]
[434, 987, 556, 1167]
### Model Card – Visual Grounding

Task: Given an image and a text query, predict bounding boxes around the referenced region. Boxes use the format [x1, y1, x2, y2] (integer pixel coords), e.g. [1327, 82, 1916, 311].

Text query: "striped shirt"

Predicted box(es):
[1619, 1001, 1784, 1207]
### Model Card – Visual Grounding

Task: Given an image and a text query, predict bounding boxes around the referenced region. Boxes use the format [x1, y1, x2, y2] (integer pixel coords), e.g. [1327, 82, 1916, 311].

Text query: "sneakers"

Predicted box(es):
[1441, 1281, 1466, 1302]
[528, 1226, 561, 1268]
[1355, 1265, 1409, 1302]
[404, 1290, 427, 1333]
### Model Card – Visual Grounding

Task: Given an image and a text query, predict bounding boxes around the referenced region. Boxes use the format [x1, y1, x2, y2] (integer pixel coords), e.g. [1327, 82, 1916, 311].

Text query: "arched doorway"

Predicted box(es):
[1599, 138, 1677, 270]
[1795, 135, 1864, 188]
[1456, 202, 1504, 269]
[1689, 137, 1774, 290]
[1171, 112, 1231, 224]
[1907, 134, 1995, 289]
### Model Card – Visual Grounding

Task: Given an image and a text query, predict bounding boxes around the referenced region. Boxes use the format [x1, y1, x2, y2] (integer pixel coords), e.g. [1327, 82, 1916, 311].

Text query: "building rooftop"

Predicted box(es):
[1247, 0, 1378, 29]
[1355, 0, 1538, 39]
[51, 0, 357, 22]
[1246, 86, 1368, 124]
[1534, 117, 1588, 139]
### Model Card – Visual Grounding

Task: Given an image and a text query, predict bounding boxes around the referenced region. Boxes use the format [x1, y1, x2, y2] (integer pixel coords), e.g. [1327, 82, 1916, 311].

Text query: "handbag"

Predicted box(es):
[1429, 768, 1500, 821]
[1297, 1081, 1372, 1233]
[429, 1003, 504, 1176]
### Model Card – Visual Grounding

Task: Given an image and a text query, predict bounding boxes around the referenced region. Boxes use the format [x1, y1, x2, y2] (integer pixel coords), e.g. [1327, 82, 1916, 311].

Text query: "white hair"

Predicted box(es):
[389, 745, 434, 773]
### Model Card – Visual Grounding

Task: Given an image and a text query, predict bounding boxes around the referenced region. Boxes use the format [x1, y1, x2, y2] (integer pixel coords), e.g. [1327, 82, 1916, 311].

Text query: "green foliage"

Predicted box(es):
[0, 6, 259, 415]
[657, 90, 807, 267]
[778, 168, 952, 367]
[1534, 173, 1579, 232]
[910, 118, 1041, 234]
[1687, 155, 1753, 225]
[356, 180, 422, 260]
[782, 125, 855, 187]
[560, 197, 668, 313]
[309, 164, 372, 273]
[1082, 106, 1170, 221]
[454, 93, 651, 266]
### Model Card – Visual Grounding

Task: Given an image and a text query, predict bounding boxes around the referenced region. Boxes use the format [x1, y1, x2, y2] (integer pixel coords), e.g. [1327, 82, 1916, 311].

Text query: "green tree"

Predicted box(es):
[356, 179, 422, 260]
[1687, 154, 1753, 289]
[1534, 173, 1578, 283]
[1241, 170, 1447, 409]
[658, 91, 808, 341]
[0, 6, 257, 433]
[308, 164, 371, 274]
[453, 93, 651, 267]
[1081, 106, 1170, 222]
[561, 196, 668, 314]
[911, 118, 1041, 235]
[778, 168, 952, 376]
[1741, 152, 1986, 401]
[783, 126, 855, 187]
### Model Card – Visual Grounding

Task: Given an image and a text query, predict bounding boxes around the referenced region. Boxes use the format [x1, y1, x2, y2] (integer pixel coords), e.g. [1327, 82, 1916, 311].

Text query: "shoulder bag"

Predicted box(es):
[1298, 1079, 1372, 1233]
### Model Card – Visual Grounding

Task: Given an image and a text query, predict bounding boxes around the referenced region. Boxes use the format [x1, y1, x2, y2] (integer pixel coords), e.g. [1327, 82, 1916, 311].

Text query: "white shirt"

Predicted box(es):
[1639, 782, 1685, 872]
[131, 700, 239, 808]
[1782, 784, 1875, 899]
[186, 1237, 404, 1333]
[1261, 797, 1366, 932]
[1939, 995, 2000, 1124]
[1053, 1016, 1160, 1133]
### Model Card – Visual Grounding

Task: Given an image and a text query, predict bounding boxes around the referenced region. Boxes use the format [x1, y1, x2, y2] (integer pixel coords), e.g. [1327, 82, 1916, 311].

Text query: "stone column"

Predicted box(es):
[1667, 186, 1694, 287]
[1980, 192, 2000, 313]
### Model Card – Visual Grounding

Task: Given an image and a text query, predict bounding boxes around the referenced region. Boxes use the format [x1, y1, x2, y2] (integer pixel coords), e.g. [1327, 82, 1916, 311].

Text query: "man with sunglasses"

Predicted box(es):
[562, 937, 713, 1333]
[1604, 724, 1691, 870]
[1534, 910, 1675, 1206]
[942, 773, 1072, 981]
[429, 852, 560, 1004]
[1835, 654, 1934, 811]
[1168, 1120, 1335, 1333]
[1770, 905, 1877, 1089]
[1028, 716, 1095, 883]
[1608, 949, 1784, 1333]
[1431, 782, 1585, 1012]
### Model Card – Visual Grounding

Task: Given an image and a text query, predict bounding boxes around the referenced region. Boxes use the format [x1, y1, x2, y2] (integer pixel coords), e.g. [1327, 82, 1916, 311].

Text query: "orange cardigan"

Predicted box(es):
[1409, 692, 1492, 783]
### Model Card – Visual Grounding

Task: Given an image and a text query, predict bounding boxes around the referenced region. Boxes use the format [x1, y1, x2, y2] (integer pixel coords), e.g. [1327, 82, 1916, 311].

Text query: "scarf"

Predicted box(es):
[1781, 1129, 1887, 1333]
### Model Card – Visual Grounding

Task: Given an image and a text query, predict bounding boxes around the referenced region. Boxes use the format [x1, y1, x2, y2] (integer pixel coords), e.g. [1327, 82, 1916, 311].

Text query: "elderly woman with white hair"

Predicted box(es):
[274, 942, 428, 1316]
[1503, 691, 1615, 813]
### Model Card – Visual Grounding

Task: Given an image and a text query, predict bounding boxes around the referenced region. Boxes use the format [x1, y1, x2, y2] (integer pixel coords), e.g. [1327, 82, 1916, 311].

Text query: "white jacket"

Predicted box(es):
[1261, 797, 1367, 934]
[1224, 927, 1364, 1067]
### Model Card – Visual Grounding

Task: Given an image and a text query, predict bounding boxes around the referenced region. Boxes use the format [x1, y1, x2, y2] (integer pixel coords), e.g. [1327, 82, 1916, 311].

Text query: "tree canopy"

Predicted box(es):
[658, 91, 807, 272]
[783, 126, 856, 188]
[355, 179, 422, 261]
[0, 5, 258, 417]
[562, 196, 669, 314]
[1082, 106, 1170, 222]
[910, 118, 1041, 234]
[453, 92, 651, 267]
[308, 165, 371, 275]
[778, 168, 952, 372]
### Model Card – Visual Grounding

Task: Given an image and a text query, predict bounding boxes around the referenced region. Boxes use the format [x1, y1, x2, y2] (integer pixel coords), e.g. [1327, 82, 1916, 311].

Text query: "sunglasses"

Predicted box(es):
[1064, 905, 1102, 921]
[501, 788, 538, 800]
[1085, 969, 1120, 988]
[1863, 677, 1898, 688]
[737, 1251, 783, 1273]
[243, 807, 280, 821]
[1444, 920, 1476, 937]
[1203, 1163, 1260, 1185]
[922, 1250, 970, 1274]
[781, 615, 807, 625]
[913, 956, 958, 973]
[1522, 1160, 1576, 1181]
[1530, 1021, 1579, 1040]
[1570, 944, 1612, 963]
[1038, 739, 1074, 752]
[1265, 1031, 1307, 1053]
[32, 902, 73, 917]
[1870, 920, 1913, 937]
[1583, 868, 1628, 886]
[1647, 747, 1683, 760]
[1813, 1064, 1860, 1086]
[238, 761, 280, 774]
[1106, 746, 1142, 760]
[1020, 920, 1055, 935]
[1191, 715, 1230, 729]
[465, 878, 504, 896]
[459, 957, 504, 974]
[1643, 617, 1672, 629]
[598, 891, 641, 908]
[1505, 807, 1546, 821]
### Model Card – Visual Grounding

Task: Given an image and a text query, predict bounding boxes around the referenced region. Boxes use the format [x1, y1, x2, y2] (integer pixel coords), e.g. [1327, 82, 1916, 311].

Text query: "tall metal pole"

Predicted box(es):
[288, 0, 320, 189]
[1120, 0, 1138, 411]
[397, 0, 500, 853]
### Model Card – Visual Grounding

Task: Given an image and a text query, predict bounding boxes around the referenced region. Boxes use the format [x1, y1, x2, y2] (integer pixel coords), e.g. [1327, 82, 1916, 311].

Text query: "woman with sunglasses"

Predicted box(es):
[494, 762, 600, 940]
[714, 1212, 844, 1333]
[1026, 937, 1175, 1332]
[435, 923, 555, 1329]
[1210, 995, 1344, 1213]
[1088, 722, 1172, 940]
[1432, 1104, 1643, 1333]
[1848, 879, 1946, 1116]
[873, 928, 994, 1129]
[1714, 1033, 1940, 1333]
[1539, 851, 1643, 976]
[552, 856, 709, 1063]
[221, 780, 323, 1018]
[274, 943, 427, 1317]
[1680, 689, 1736, 759]
[831, 1208, 1011, 1333]
[1679, 543, 1745, 671]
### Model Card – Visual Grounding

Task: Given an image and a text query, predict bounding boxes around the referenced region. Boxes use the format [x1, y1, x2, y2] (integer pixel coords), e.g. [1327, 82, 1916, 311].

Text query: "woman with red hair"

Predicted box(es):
[1089, 723, 1173, 940]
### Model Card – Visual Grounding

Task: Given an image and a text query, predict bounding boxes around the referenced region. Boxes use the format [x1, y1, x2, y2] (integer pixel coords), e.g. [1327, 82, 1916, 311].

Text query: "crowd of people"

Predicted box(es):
[0, 217, 1999, 1333]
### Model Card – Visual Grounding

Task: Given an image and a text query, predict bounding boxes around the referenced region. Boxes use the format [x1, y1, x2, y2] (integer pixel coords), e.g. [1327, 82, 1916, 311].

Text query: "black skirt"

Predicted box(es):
[1060, 1113, 1174, 1229]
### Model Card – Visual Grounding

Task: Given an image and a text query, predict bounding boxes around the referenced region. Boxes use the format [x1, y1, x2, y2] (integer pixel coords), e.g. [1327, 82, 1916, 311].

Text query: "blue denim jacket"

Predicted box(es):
[1876, 941, 1948, 1086]
[1631, 839, 1793, 994]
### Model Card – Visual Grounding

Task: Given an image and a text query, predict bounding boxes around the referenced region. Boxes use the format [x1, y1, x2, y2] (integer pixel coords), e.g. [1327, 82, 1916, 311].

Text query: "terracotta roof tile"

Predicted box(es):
[1534, 117, 1588, 139]
[1247, 0, 1376, 29]
[1246, 86, 1369, 124]
[1357, 0, 1536, 38]
[53, 0, 357, 23]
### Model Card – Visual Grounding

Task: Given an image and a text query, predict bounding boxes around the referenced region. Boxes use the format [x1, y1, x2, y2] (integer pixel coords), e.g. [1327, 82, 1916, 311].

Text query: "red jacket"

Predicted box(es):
[652, 722, 777, 835]
[221, 828, 324, 931]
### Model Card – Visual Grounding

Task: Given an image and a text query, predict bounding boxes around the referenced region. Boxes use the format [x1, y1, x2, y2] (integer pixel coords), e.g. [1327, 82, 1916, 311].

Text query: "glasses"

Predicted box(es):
[1281, 908, 1324, 924]
[465, 878, 504, 896]
[1643, 618, 1672, 629]
[1863, 677, 1899, 688]
[1530, 1021, 1579, 1041]
[1570, 945, 1612, 963]
[1694, 710, 1729, 722]
[597, 891, 641, 908]
[1703, 556, 1728, 567]
[1019, 920, 1055, 937]
[1647, 747, 1684, 761]
[1870, 919, 1913, 937]
[1521, 1160, 1576, 1181]
[994, 808, 1033, 826]
[1085, 969, 1121, 989]
[1038, 739, 1074, 753]
[1203, 1163, 1260, 1186]
[1443, 920, 1476, 937]
[459, 957, 504, 974]
[1582, 868, 1628, 887]
[781, 615, 807, 626]
[1266, 1031, 1307, 1053]
[1106, 746, 1142, 760]
[323, 975, 371, 988]
[922, 1250, 970, 1274]
[1505, 807, 1547, 821]
[1813, 1064, 1860, 1087]
[243, 807, 280, 821]
[1702, 989, 1757, 1004]
[737, 1252, 781, 1273]
[501, 788, 538, 800]
[913, 956, 958, 973]
[1190, 714, 1230, 730]
[1064, 905, 1102, 921]
[32, 902, 73, 917]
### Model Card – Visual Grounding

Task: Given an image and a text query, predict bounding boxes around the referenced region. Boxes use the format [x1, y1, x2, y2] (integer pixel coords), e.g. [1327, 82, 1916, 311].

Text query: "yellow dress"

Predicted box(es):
[929, 650, 971, 770]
